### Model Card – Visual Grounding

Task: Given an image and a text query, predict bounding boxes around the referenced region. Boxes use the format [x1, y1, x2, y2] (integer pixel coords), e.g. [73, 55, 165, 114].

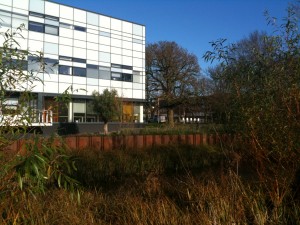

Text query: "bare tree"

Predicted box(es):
[146, 41, 200, 127]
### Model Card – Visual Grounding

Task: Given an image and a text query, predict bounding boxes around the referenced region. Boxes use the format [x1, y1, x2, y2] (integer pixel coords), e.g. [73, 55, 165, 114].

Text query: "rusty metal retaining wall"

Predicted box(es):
[7, 133, 228, 152]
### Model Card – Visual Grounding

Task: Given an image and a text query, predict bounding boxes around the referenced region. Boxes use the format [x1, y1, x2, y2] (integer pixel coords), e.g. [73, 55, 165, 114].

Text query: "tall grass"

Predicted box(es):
[1, 141, 299, 224]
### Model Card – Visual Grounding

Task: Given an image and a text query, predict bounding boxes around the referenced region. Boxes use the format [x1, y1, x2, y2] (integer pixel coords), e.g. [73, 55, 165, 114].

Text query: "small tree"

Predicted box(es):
[92, 89, 121, 134]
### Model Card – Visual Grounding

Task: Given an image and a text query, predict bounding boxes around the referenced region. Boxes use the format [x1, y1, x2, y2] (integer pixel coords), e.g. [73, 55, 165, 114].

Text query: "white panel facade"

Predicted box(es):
[0, 0, 145, 123]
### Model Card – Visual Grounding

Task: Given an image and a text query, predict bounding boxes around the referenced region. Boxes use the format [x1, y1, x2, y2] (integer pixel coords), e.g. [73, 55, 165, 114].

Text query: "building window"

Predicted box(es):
[59, 65, 72, 75]
[72, 58, 86, 63]
[74, 25, 86, 32]
[111, 72, 122, 81]
[45, 24, 59, 35]
[29, 21, 44, 33]
[73, 67, 86, 77]
[122, 65, 133, 70]
[123, 73, 132, 82]
[99, 66, 111, 80]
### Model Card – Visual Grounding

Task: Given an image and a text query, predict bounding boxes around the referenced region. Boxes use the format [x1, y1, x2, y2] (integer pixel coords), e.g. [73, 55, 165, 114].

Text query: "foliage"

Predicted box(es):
[204, 3, 300, 221]
[0, 24, 44, 148]
[1, 144, 300, 224]
[92, 88, 121, 134]
[146, 41, 200, 127]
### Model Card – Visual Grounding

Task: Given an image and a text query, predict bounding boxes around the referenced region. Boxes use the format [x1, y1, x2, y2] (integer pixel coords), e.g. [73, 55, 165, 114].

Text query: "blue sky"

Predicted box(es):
[53, 0, 290, 71]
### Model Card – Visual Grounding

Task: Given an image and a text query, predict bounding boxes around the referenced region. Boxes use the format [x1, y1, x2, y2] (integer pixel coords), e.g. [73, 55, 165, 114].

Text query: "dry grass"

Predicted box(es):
[1, 144, 299, 224]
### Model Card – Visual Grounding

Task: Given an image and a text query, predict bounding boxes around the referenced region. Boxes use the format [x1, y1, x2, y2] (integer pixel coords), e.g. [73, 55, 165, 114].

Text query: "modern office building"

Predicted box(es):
[0, 0, 145, 124]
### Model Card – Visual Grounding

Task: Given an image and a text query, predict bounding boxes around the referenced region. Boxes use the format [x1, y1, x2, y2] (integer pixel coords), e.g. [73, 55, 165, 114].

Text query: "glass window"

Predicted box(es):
[111, 63, 122, 68]
[123, 73, 132, 82]
[122, 65, 133, 70]
[72, 58, 86, 63]
[59, 65, 72, 75]
[60, 22, 73, 29]
[30, 0, 45, 13]
[59, 56, 72, 61]
[111, 72, 122, 81]
[99, 70, 110, 80]
[73, 67, 86, 77]
[74, 25, 86, 32]
[99, 31, 110, 37]
[87, 64, 98, 69]
[12, 16, 28, 29]
[44, 58, 58, 74]
[87, 68, 98, 78]
[29, 21, 44, 33]
[45, 25, 59, 35]
[29, 11, 44, 18]
[45, 15, 59, 21]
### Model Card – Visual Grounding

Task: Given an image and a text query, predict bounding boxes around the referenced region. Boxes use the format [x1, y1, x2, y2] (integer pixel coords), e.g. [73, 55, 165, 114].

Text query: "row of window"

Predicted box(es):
[29, 21, 59, 35]
[58, 65, 133, 82]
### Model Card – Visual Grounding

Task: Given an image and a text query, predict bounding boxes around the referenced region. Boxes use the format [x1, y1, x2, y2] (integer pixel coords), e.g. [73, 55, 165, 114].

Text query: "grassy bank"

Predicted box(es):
[1, 142, 299, 224]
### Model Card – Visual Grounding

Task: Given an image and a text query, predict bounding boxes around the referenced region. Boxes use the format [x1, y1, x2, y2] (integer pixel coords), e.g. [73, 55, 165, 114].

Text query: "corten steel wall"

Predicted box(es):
[6, 133, 228, 152]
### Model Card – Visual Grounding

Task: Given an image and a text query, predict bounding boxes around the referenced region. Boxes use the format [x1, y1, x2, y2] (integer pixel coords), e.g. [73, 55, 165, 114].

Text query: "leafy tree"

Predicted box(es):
[92, 89, 121, 134]
[204, 5, 300, 220]
[146, 41, 200, 127]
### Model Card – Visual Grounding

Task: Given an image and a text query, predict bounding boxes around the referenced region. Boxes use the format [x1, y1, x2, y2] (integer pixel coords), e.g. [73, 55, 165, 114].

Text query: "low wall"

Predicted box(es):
[7, 133, 228, 152]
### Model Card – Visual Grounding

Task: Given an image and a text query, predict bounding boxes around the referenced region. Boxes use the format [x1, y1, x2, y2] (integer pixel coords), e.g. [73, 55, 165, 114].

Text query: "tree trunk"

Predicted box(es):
[103, 122, 108, 135]
[167, 108, 174, 127]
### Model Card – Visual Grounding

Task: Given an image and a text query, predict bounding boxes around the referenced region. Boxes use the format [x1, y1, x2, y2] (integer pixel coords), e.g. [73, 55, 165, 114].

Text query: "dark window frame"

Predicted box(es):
[29, 21, 44, 33]
[59, 65, 72, 75]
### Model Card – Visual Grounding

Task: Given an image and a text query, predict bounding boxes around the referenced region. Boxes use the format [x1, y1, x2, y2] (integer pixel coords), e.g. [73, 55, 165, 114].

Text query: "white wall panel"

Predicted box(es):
[1, 0, 12, 6]
[44, 42, 58, 55]
[31, 81, 44, 92]
[99, 79, 110, 87]
[111, 54, 121, 64]
[122, 21, 132, 34]
[87, 78, 98, 85]
[111, 18, 121, 31]
[73, 84, 87, 95]
[12, 8, 27, 15]
[73, 47, 86, 58]
[74, 39, 86, 49]
[74, 8, 86, 23]
[99, 44, 110, 53]
[87, 42, 98, 50]
[111, 38, 121, 48]
[87, 27, 98, 34]
[99, 15, 110, 28]
[28, 39, 43, 52]
[74, 30, 86, 41]
[44, 34, 58, 43]
[73, 76, 86, 85]
[122, 56, 132, 66]
[87, 49, 98, 61]
[122, 49, 132, 57]
[133, 43, 143, 52]
[87, 12, 98, 26]
[60, 5, 73, 20]
[60, 28, 73, 38]
[73, 62, 86, 68]
[133, 24, 143, 36]
[111, 81, 122, 88]
[99, 36, 110, 45]
[29, 16, 44, 23]
[44, 73, 58, 82]
[133, 90, 143, 99]
[123, 41, 132, 50]
[133, 51, 143, 58]
[86, 85, 98, 95]
[87, 33, 98, 43]
[59, 37, 72, 46]
[59, 45, 72, 57]
[122, 82, 132, 89]
[99, 52, 110, 63]
[59, 83, 72, 94]
[111, 47, 121, 55]
[45, 1, 59, 17]
[59, 75, 72, 83]
[133, 58, 142, 68]
[44, 81, 58, 93]
[14, 37, 27, 50]
[98, 86, 110, 93]
[122, 89, 132, 98]
[133, 83, 143, 90]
